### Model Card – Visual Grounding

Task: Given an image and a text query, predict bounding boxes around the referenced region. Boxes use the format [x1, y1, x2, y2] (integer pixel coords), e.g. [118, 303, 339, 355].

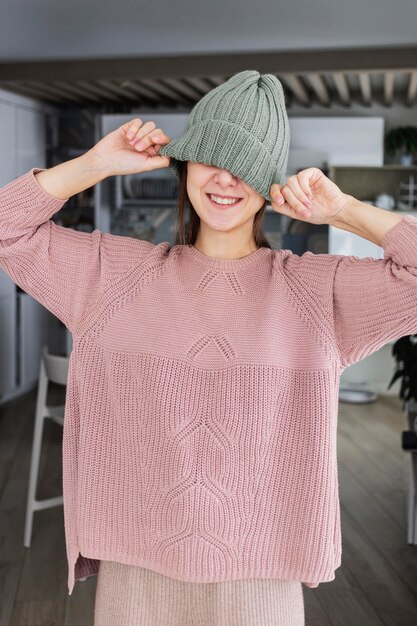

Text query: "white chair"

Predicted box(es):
[23, 345, 68, 548]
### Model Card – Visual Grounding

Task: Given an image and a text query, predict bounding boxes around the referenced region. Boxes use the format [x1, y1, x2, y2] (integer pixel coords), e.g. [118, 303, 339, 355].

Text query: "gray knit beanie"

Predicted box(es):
[158, 69, 290, 202]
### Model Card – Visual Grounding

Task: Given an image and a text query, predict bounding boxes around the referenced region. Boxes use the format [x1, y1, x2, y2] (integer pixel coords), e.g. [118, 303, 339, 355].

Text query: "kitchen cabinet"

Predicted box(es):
[329, 164, 417, 205]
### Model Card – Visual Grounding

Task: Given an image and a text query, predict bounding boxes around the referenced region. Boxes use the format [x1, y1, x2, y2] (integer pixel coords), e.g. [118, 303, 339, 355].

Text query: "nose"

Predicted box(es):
[214, 168, 238, 185]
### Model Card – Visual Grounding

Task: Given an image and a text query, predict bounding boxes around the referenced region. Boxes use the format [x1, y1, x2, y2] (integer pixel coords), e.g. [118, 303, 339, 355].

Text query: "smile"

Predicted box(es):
[206, 193, 243, 207]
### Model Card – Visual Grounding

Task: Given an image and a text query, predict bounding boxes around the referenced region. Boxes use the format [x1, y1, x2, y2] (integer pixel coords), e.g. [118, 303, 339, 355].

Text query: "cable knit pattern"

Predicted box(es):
[1, 167, 417, 596]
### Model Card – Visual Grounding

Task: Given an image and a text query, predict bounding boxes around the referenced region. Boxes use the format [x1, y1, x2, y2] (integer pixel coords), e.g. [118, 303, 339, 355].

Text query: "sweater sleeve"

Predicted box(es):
[0, 167, 156, 335]
[278, 213, 417, 369]
[330, 213, 417, 368]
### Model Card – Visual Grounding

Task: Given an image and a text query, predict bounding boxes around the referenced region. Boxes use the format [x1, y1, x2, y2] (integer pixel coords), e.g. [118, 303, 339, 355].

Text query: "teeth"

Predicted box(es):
[209, 194, 241, 205]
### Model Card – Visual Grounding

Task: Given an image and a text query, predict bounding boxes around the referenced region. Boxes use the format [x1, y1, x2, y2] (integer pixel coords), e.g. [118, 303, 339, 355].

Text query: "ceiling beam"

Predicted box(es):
[73, 81, 122, 102]
[1, 45, 417, 84]
[333, 72, 351, 106]
[384, 71, 396, 106]
[357, 72, 372, 106]
[0, 81, 64, 103]
[304, 73, 330, 106]
[406, 70, 417, 106]
[160, 77, 202, 101]
[280, 74, 310, 106]
[47, 81, 97, 103]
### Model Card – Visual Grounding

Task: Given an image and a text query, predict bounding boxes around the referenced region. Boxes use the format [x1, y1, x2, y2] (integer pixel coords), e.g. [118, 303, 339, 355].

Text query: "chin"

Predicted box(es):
[200, 217, 243, 232]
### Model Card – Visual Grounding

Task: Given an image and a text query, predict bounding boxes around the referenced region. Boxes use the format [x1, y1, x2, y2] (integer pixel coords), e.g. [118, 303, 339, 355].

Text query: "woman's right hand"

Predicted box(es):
[88, 118, 172, 177]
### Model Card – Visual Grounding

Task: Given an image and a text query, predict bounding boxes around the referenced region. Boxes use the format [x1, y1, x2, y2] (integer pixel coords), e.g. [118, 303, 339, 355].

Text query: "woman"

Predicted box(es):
[1, 70, 416, 625]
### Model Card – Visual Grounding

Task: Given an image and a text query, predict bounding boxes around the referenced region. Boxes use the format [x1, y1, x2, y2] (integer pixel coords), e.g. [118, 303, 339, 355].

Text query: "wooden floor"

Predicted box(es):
[0, 384, 416, 625]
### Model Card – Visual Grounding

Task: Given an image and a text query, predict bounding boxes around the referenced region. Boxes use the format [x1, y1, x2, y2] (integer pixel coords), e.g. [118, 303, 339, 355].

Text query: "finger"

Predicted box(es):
[271, 199, 310, 221]
[272, 192, 285, 206]
[133, 129, 170, 152]
[141, 154, 171, 172]
[282, 185, 311, 217]
[270, 198, 298, 219]
[129, 121, 157, 146]
[149, 130, 170, 144]
[270, 184, 282, 201]
[298, 172, 314, 200]
[123, 118, 145, 140]
[148, 143, 165, 156]
[286, 176, 313, 209]
[146, 145, 159, 156]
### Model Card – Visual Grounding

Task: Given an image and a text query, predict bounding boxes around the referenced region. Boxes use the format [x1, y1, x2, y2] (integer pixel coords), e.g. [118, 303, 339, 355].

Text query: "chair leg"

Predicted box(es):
[23, 410, 46, 548]
[407, 453, 417, 545]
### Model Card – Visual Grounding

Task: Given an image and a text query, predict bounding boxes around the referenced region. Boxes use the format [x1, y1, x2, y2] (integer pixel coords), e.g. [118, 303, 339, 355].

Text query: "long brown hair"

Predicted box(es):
[172, 161, 272, 249]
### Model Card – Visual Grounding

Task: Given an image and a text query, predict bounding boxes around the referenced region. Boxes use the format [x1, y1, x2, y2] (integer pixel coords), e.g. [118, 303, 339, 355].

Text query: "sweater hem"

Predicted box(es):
[68, 546, 341, 595]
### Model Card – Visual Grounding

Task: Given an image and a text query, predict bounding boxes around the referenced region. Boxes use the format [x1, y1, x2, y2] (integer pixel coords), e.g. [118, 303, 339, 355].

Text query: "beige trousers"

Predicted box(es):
[94, 560, 305, 626]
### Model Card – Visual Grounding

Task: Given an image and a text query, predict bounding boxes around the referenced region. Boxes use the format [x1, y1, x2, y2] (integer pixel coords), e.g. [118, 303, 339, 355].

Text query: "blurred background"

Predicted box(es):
[0, 1, 417, 624]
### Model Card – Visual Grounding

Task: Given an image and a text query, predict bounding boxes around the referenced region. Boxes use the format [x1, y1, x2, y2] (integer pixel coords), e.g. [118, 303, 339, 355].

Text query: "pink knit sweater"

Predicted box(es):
[1, 167, 417, 596]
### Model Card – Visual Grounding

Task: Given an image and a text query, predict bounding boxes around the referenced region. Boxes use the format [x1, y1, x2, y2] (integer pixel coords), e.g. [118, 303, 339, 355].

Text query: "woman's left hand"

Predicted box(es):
[269, 167, 354, 225]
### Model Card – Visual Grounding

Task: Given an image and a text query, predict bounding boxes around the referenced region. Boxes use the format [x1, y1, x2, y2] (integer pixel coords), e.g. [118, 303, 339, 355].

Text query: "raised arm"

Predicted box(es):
[0, 118, 172, 336]
[33, 149, 107, 200]
[271, 167, 417, 369]
[329, 201, 417, 368]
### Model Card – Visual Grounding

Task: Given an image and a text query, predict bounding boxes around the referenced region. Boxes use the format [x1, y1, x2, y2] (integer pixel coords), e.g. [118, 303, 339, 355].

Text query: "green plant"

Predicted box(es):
[387, 334, 417, 408]
[385, 125, 417, 158]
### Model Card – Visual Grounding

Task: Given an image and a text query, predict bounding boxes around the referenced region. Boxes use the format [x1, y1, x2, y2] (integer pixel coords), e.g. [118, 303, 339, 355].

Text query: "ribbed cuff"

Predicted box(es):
[0, 167, 68, 231]
[381, 213, 417, 266]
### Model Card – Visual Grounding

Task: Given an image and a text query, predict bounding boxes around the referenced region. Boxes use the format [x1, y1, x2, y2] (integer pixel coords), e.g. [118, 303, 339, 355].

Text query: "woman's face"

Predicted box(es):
[186, 161, 265, 233]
